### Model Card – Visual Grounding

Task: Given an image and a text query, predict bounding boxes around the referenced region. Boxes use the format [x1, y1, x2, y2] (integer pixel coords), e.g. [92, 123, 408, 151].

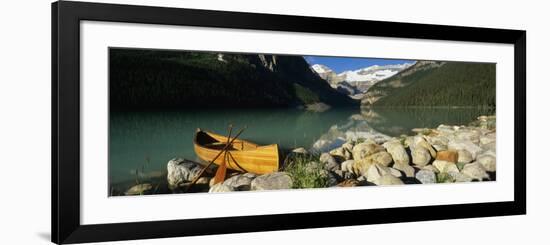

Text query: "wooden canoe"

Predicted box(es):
[193, 128, 279, 174]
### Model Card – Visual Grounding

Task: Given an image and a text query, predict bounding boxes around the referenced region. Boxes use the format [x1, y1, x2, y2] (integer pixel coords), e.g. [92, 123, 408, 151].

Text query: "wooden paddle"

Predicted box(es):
[185, 126, 246, 192]
[212, 125, 233, 185]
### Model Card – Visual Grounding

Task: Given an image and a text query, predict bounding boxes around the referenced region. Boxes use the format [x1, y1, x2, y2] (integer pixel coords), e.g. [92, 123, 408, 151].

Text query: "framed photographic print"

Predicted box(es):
[52, 1, 526, 244]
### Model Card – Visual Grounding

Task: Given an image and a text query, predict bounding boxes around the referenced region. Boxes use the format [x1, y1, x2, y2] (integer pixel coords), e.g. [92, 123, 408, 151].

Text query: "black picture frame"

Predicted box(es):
[52, 1, 526, 244]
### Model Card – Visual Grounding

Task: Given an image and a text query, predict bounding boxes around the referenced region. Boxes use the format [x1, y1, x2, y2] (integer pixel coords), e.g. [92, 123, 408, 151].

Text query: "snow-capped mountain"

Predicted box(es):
[310, 64, 343, 86]
[337, 63, 414, 92]
[311, 64, 332, 74]
[311, 62, 414, 94]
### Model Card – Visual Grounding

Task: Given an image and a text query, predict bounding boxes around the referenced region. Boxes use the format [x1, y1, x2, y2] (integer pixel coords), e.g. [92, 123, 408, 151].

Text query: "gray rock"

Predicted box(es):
[415, 170, 436, 184]
[166, 158, 202, 189]
[251, 172, 293, 190]
[476, 152, 496, 172]
[125, 183, 153, 195]
[461, 162, 489, 181]
[223, 173, 256, 191]
[209, 183, 235, 193]
[382, 141, 410, 165]
[320, 153, 340, 171]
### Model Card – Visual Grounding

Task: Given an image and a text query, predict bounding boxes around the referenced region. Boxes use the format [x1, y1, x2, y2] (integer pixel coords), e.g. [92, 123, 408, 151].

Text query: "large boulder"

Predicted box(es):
[223, 173, 256, 191]
[352, 142, 384, 160]
[413, 135, 436, 158]
[415, 170, 436, 184]
[251, 172, 293, 191]
[382, 141, 410, 165]
[412, 147, 431, 166]
[366, 163, 402, 182]
[352, 152, 393, 176]
[461, 162, 489, 181]
[167, 158, 202, 189]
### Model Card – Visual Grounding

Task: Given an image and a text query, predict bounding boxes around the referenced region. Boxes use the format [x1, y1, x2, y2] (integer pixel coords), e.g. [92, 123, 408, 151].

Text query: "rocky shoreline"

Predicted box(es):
[120, 115, 496, 195]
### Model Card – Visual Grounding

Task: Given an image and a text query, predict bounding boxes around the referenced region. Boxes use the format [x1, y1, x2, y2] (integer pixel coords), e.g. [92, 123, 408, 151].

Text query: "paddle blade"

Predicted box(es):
[213, 157, 228, 185]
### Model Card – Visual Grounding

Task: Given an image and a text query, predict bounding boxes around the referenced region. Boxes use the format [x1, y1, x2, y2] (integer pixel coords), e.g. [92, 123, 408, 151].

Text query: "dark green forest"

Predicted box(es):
[109, 49, 357, 110]
[368, 62, 496, 107]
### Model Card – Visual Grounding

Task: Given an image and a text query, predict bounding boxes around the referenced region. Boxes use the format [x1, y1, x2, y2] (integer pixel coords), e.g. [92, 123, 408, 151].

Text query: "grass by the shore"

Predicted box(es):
[283, 153, 330, 189]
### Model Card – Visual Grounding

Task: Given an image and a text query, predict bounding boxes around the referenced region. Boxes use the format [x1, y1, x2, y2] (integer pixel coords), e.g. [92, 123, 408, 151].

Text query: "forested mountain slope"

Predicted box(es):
[363, 61, 495, 107]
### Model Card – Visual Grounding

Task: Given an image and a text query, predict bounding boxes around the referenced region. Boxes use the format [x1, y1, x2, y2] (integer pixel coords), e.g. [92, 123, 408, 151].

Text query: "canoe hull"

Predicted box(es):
[193, 130, 279, 174]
